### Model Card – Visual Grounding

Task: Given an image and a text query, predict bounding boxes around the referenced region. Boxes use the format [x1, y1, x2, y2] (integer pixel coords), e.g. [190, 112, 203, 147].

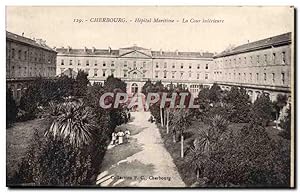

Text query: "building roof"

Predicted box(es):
[55, 48, 119, 56]
[6, 31, 56, 53]
[56, 45, 214, 59]
[215, 32, 292, 58]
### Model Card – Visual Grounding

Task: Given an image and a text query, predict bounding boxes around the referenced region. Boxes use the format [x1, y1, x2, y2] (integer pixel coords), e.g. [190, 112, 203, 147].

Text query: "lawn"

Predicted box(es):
[6, 118, 52, 180]
[158, 119, 287, 187]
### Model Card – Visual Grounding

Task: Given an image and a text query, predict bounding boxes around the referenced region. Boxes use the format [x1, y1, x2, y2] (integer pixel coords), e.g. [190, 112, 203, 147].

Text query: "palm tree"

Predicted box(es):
[45, 101, 97, 148]
[171, 109, 192, 158]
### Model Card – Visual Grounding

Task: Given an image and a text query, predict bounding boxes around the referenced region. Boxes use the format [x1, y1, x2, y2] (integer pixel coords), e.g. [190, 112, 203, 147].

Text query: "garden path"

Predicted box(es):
[96, 111, 185, 187]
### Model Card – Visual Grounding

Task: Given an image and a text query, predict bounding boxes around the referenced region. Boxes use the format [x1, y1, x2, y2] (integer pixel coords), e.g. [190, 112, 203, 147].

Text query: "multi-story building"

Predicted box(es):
[6, 31, 57, 102]
[213, 32, 292, 102]
[55, 32, 292, 103]
[56, 45, 214, 96]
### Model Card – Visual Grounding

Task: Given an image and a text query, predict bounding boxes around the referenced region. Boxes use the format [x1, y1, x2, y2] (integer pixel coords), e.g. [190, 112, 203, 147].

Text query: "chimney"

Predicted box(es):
[92, 46, 96, 53]
[175, 49, 179, 55]
[108, 46, 111, 53]
[67, 46, 71, 52]
[84, 46, 87, 52]
[22, 32, 24, 36]
[160, 49, 163, 55]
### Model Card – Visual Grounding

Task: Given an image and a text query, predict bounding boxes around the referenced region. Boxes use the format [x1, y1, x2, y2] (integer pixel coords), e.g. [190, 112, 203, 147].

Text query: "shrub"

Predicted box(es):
[13, 132, 94, 186]
[251, 93, 273, 126]
[279, 107, 291, 140]
[203, 123, 290, 187]
[6, 87, 17, 127]
[222, 86, 252, 123]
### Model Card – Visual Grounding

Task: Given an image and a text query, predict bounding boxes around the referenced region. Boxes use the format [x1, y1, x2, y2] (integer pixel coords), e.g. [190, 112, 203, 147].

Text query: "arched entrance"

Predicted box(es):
[131, 83, 138, 94]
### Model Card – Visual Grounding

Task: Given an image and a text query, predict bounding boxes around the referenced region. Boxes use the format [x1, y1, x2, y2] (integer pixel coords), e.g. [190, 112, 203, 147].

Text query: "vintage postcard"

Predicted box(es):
[6, 6, 295, 188]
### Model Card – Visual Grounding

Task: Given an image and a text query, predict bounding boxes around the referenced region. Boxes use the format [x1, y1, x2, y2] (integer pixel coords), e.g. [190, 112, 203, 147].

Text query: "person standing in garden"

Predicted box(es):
[111, 131, 117, 145]
[117, 130, 125, 145]
[125, 129, 131, 143]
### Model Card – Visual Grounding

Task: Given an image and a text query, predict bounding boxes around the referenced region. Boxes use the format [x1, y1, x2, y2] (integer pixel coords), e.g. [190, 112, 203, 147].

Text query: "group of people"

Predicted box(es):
[111, 129, 131, 145]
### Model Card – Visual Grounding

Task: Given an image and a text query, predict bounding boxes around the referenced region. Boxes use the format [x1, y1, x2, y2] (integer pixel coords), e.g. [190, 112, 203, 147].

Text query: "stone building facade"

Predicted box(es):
[213, 32, 292, 102]
[56, 46, 214, 96]
[6, 31, 57, 102]
[56, 32, 292, 102]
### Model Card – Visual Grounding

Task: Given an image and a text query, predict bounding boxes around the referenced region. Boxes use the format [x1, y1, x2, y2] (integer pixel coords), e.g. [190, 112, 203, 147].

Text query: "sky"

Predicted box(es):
[5, 6, 294, 53]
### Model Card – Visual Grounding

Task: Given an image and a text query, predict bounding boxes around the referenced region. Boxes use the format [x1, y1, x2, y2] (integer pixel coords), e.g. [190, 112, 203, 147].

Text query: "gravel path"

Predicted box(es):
[96, 111, 185, 187]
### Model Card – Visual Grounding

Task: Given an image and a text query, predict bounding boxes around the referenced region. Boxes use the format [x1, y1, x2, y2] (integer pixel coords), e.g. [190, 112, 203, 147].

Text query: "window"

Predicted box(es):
[257, 55, 260, 64]
[205, 64, 208, 69]
[189, 64, 192, 69]
[163, 71, 167, 78]
[61, 59, 64, 65]
[197, 64, 200, 69]
[111, 61, 114, 67]
[155, 71, 158, 78]
[264, 54, 268, 64]
[282, 52, 286, 64]
[94, 60, 97, 66]
[250, 56, 253, 64]
[164, 62, 167, 68]
[264, 73, 267, 81]
[244, 57, 247, 64]
[69, 60, 72, 65]
[281, 73, 285, 84]
[94, 69, 98, 77]
[189, 72, 192, 78]
[205, 73, 208, 79]
[272, 73, 275, 83]
[249, 73, 252, 81]
[197, 73, 200, 79]
[273, 53, 276, 64]
[103, 61, 106, 67]
[143, 61, 146, 68]
[172, 63, 175, 68]
[61, 68, 65, 75]
[11, 48, 15, 58]
[24, 67, 27, 76]
[156, 62, 159, 68]
[78, 60, 81, 65]
[133, 61, 137, 68]
[172, 72, 175, 78]
[102, 70, 106, 77]
[124, 61, 127, 67]
[256, 73, 259, 81]
[131, 83, 138, 93]
[181, 63, 183, 69]
[24, 51, 27, 60]
[180, 72, 184, 78]
[86, 60, 89, 66]
[18, 50, 21, 60]
[111, 70, 115, 76]
[124, 70, 128, 77]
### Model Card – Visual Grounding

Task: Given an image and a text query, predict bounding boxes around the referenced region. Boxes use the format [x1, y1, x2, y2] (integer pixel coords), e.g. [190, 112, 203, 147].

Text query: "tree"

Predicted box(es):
[279, 106, 291, 140]
[252, 93, 273, 126]
[6, 87, 17, 127]
[45, 101, 97, 148]
[74, 70, 90, 97]
[104, 75, 127, 92]
[272, 94, 288, 121]
[171, 109, 192, 158]
[208, 83, 221, 103]
[141, 79, 154, 95]
[185, 113, 230, 184]
[204, 123, 290, 187]
[223, 86, 252, 123]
